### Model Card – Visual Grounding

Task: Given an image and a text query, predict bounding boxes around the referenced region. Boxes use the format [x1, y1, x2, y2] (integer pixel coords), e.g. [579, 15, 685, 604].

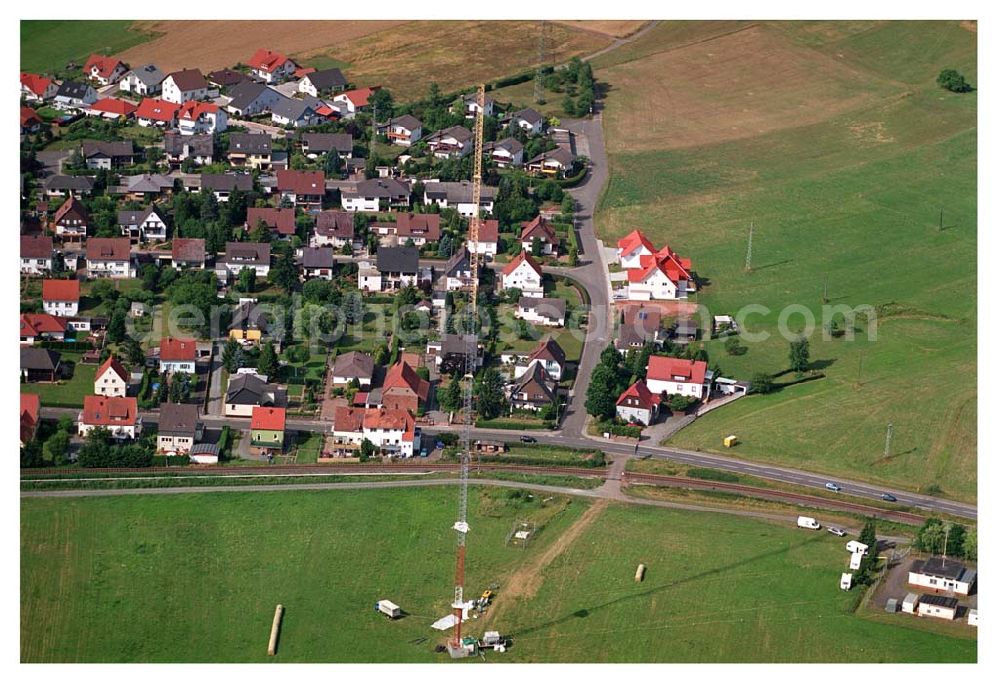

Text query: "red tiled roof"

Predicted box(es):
[179, 100, 219, 120]
[395, 213, 441, 240]
[160, 337, 197, 362]
[626, 252, 689, 284]
[520, 215, 556, 243]
[21, 313, 68, 337]
[86, 237, 130, 262]
[89, 98, 137, 117]
[166, 69, 208, 92]
[501, 250, 542, 277]
[276, 169, 325, 195]
[477, 219, 499, 244]
[616, 380, 661, 409]
[294, 66, 316, 78]
[42, 279, 80, 303]
[251, 405, 286, 431]
[136, 97, 180, 123]
[333, 405, 366, 432]
[617, 229, 655, 255]
[383, 360, 430, 403]
[172, 238, 206, 263]
[54, 196, 88, 224]
[21, 106, 42, 128]
[21, 393, 40, 442]
[21, 73, 53, 97]
[21, 235, 53, 259]
[646, 356, 707, 386]
[82, 395, 138, 426]
[248, 49, 293, 73]
[362, 408, 416, 441]
[97, 356, 129, 383]
[84, 54, 125, 80]
[246, 207, 296, 236]
[338, 86, 380, 108]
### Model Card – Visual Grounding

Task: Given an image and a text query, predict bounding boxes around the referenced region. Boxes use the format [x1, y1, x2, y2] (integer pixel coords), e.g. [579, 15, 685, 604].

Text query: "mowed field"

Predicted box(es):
[21, 489, 975, 663]
[593, 21, 977, 501]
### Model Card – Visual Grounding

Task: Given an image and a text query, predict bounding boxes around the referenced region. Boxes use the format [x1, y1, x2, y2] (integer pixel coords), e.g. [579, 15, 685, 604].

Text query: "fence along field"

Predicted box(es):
[593, 20, 977, 501]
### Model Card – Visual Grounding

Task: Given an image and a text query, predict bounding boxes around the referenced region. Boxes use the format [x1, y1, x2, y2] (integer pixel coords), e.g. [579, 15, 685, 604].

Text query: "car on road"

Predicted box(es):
[880, 493, 898, 502]
[825, 482, 841, 492]
[827, 527, 847, 537]
[520, 436, 537, 443]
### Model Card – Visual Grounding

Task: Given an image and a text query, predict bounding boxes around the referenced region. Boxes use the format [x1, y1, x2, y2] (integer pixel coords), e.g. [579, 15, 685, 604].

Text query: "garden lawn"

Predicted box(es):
[21, 352, 96, 408]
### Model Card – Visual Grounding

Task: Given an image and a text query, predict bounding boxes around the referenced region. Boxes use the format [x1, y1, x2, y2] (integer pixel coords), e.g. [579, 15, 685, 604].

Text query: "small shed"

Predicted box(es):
[130, 301, 148, 318]
[917, 594, 959, 621]
[189, 443, 220, 465]
[901, 592, 919, 614]
[885, 598, 898, 613]
[474, 439, 507, 454]
[968, 609, 978, 627]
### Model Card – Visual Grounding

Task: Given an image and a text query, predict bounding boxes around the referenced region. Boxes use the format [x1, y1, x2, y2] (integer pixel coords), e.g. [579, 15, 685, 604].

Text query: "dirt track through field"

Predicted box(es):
[482, 498, 610, 627]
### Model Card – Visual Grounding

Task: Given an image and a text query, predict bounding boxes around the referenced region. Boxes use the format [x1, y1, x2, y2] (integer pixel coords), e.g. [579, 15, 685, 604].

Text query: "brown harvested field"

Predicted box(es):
[118, 20, 406, 74]
[552, 20, 649, 38]
[599, 23, 897, 153]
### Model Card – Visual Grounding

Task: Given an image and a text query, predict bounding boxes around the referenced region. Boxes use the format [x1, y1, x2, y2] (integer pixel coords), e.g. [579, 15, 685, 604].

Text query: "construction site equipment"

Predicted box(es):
[724, 435, 738, 447]
[267, 604, 284, 656]
[635, 563, 646, 582]
[376, 600, 401, 619]
[481, 590, 493, 604]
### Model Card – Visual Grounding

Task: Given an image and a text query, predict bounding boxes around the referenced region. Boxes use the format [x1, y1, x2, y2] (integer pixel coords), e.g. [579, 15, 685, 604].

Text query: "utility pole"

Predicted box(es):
[744, 221, 754, 272]
[943, 523, 950, 560]
[822, 273, 829, 304]
[534, 21, 547, 104]
[939, 208, 944, 231]
[883, 423, 893, 460]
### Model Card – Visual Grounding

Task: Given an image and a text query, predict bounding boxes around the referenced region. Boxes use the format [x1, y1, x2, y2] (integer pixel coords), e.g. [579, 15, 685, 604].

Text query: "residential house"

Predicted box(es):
[158, 337, 198, 374]
[78, 395, 141, 439]
[331, 406, 420, 458]
[616, 381, 662, 426]
[298, 68, 347, 96]
[526, 146, 576, 177]
[508, 361, 555, 412]
[157, 403, 202, 455]
[617, 229, 656, 269]
[426, 334, 482, 373]
[85, 238, 135, 279]
[20, 347, 61, 381]
[81, 140, 135, 169]
[375, 213, 441, 247]
[341, 178, 411, 212]
[94, 356, 129, 397]
[118, 205, 169, 243]
[455, 92, 496, 118]
[172, 238, 207, 269]
[908, 557, 977, 596]
[331, 351, 375, 388]
[216, 241, 271, 282]
[645, 356, 711, 400]
[20, 314, 67, 345]
[85, 98, 137, 120]
[164, 132, 214, 167]
[423, 181, 496, 217]
[246, 207, 296, 238]
[21, 73, 57, 102]
[358, 246, 423, 292]
[510, 337, 566, 382]
[53, 196, 89, 241]
[225, 372, 286, 417]
[83, 54, 128, 86]
[466, 219, 499, 258]
[271, 96, 319, 128]
[161, 69, 210, 104]
[916, 595, 960, 621]
[626, 245, 696, 301]
[386, 115, 422, 146]
[135, 97, 181, 128]
[381, 360, 430, 414]
[229, 300, 271, 345]
[53, 81, 98, 111]
[20, 393, 41, 446]
[44, 175, 95, 199]
[520, 215, 558, 255]
[21, 106, 42, 133]
[300, 94, 338, 121]
[302, 133, 354, 159]
[501, 251, 544, 298]
[207, 69, 249, 90]
[228, 133, 273, 170]
[178, 100, 227, 134]
[250, 406, 287, 452]
[119, 64, 165, 96]
[247, 49, 297, 83]
[313, 210, 355, 248]
[426, 125, 473, 158]
[20, 236, 54, 275]
[301, 247, 335, 280]
[225, 81, 282, 117]
[332, 86, 380, 118]
[201, 173, 253, 201]
[276, 170, 325, 210]
[615, 305, 666, 353]
[440, 248, 474, 291]
[509, 107, 544, 135]
[484, 138, 524, 167]
[115, 173, 175, 202]
[516, 296, 566, 327]
[42, 279, 80, 317]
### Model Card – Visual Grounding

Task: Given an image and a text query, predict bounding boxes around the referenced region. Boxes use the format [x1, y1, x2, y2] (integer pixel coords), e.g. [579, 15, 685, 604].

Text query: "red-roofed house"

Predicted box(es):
[86, 98, 138, 120]
[251, 406, 286, 452]
[53, 196, 89, 241]
[246, 207, 296, 237]
[617, 229, 656, 269]
[136, 97, 181, 128]
[616, 381, 662, 426]
[626, 247, 695, 301]
[94, 356, 129, 397]
[21, 235, 54, 275]
[178, 100, 227, 135]
[467, 219, 499, 258]
[159, 337, 197, 374]
[331, 406, 420, 458]
[247, 49, 297, 83]
[42, 279, 80, 317]
[645, 356, 711, 400]
[86, 238, 134, 279]
[381, 359, 431, 414]
[21, 393, 41, 446]
[21, 73, 57, 102]
[20, 313, 68, 345]
[520, 215, 558, 255]
[276, 170, 326, 210]
[161, 69, 210, 104]
[333, 86, 381, 118]
[79, 395, 142, 439]
[501, 251, 544, 298]
[21, 106, 42, 133]
[83, 54, 128, 86]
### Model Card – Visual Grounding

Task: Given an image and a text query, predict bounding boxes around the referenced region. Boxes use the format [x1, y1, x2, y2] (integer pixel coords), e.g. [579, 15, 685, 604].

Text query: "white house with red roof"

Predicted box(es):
[83, 54, 128, 86]
[466, 219, 499, 258]
[158, 337, 198, 374]
[94, 356, 129, 397]
[617, 229, 656, 269]
[20, 313, 67, 345]
[86, 98, 137, 120]
[247, 49, 297, 84]
[616, 381, 662, 425]
[136, 98, 180, 128]
[177, 100, 227, 135]
[626, 246, 695, 301]
[42, 279, 80, 317]
[276, 170, 326, 210]
[21, 73, 58, 102]
[333, 86, 380, 118]
[645, 356, 711, 400]
[520, 215, 559, 255]
[161, 69, 210, 104]
[78, 395, 141, 439]
[331, 406, 421, 458]
[501, 251, 544, 298]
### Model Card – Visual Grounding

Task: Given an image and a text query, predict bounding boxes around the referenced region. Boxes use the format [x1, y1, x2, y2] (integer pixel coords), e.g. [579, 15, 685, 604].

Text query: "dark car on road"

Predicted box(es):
[520, 436, 537, 444]
[880, 493, 898, 502]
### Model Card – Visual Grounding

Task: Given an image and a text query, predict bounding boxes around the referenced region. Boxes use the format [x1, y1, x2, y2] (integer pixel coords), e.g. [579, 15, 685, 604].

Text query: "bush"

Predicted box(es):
[687, 467, 740, 483]
[937, 69, 973, 93]
[151, 455, 191, 467]
[596, 421, 642, 438]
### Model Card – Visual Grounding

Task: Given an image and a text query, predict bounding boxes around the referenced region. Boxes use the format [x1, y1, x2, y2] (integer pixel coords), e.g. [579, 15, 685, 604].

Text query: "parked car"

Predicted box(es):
[825, 482, 841, 492]
[520, 436, 537, 443]
[827, 527, 847, 537]
[880, 493, 897, 502]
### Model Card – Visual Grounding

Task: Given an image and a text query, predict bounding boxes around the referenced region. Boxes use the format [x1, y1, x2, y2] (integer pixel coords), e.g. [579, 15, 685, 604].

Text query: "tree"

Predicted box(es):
[937, 69, 972, 93]
[668, 394, 695, 413]
[915, 518, 946, 555]
[258, 342, 279, 378]
[568, 244, 578, 266]
[946, 523, 967, 558]
[749, 372, 774, 395]
[856, 517, 879, 584]
[107, 309, 127, 344]
[369, 88, 395, 119]
[584, 363, 620, 420]
[42, 429, 71, 466]
[122, 335, 145, 366]
[269, 248, 298, 293]
[359, 438, 377, 462]
[963, 527, 977, 561]
[724, 336, 743, 356]
[439, 374, 463, 412]
[789, 336, 810, 374]
[222, 338, 242, 373]
[474, 367, 506, 420]
[302, 278, 334, 304]
[237, 267, 256, 293]
[372, 344, 389, 366]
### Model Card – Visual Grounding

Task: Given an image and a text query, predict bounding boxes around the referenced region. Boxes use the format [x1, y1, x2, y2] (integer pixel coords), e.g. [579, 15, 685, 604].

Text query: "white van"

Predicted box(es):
[797, 516, 821, 530]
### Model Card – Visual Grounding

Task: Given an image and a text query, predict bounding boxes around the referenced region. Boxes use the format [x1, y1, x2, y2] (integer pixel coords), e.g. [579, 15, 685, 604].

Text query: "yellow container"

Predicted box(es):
[724, 435, 738, 448]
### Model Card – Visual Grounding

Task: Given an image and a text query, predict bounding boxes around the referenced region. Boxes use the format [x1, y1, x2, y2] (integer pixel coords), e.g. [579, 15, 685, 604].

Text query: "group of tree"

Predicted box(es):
[853, 518, 880, 585]
[20, 415, 75, 468]
[937, 69, 973, 93]
[913, 518, 976, 560]
[585, 346, 633, 420]
[77, 428, 154, 468]
[474, 366, 506, 420]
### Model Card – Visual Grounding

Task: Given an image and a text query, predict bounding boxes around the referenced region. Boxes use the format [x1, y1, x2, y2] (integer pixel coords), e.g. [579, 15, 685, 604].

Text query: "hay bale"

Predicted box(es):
[634, 563, 646, 582]
[268, 604, 284, 656]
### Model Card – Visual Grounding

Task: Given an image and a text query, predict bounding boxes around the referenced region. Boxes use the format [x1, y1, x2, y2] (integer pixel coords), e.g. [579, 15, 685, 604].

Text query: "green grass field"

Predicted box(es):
[594, 21, 977, 501]
[21, 488, 975, 662]
[21, 352, 96, 408]
[20, 20, 159, 74]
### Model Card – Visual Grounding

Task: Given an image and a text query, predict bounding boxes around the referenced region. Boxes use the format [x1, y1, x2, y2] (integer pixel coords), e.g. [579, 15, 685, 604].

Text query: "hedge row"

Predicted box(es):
[474, 419, 552, 430]
[38, 340, 94, 351]
[686, 467, 740, 483]
[596, 421, 642, 438]
[556, 167, 589, 188]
